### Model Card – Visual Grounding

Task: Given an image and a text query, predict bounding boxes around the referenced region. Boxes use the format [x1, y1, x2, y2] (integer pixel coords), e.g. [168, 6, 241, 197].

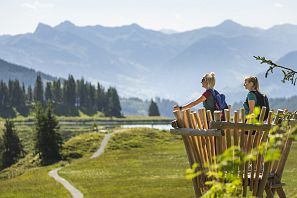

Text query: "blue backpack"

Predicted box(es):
[209, 89, 228, 111]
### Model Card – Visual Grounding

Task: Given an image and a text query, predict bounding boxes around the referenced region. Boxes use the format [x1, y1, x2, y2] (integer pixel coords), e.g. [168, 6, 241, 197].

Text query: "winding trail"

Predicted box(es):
[90, 134, 111, 159]
[48, 133, 111, 198]
[48, 167, 83, 198]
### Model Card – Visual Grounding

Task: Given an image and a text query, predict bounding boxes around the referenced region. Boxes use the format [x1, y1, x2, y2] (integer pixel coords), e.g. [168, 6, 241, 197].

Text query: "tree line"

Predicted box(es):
[0, 74, 122, 118]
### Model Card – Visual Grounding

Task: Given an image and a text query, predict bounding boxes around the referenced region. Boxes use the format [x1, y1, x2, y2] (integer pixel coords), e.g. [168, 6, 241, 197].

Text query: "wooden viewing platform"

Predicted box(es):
[170, 107, 297, 197]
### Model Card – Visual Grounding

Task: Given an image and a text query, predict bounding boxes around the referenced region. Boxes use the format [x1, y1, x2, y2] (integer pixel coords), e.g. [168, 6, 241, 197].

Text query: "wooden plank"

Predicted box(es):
[209, 121, 272, 131]
[170, 128, 223, 136]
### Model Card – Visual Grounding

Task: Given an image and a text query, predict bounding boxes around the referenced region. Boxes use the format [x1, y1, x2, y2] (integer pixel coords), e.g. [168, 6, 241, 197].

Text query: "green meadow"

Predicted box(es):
[0, 127, 296, 198]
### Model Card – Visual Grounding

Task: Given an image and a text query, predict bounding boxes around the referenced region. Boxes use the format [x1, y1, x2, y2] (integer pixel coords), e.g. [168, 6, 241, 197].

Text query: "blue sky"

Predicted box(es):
[0, 0, 296, 35]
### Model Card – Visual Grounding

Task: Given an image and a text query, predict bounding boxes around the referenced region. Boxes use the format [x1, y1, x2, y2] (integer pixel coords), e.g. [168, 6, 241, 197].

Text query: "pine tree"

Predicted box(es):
[34, 74, 44, 104]
[148, 99, 160, 116]
[0, 81, 15, 118]
[34, 102, 62, 165]
[27, 85, 33, 103]
[105, 87, 122, 117]
[76, 78, 85, 109]
[1, 119, 24, 169]
[63, 75, 76, 107]
[52, 80, 62, 103]
[96, 82, 106, 112]
[45, 82, 52, 101]
[12, 80, 27, 115]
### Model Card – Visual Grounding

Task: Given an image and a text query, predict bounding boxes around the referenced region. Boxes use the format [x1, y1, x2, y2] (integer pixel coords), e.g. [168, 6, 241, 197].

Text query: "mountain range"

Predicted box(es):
[0, 19, 297, 104]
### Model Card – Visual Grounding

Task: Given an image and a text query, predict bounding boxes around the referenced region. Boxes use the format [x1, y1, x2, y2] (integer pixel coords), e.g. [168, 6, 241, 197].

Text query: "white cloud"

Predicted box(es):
[21, 1, 54, 10]
[273, 2, 284, 8]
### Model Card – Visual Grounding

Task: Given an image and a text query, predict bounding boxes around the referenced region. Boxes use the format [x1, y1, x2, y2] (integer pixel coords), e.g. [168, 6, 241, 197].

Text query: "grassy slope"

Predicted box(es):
[0, 127, 296, 197]
[0, 164, 71, 198]
[59, 128, 193, 198]
[0, 132, 104, 198]
[60, 128, 297, 198]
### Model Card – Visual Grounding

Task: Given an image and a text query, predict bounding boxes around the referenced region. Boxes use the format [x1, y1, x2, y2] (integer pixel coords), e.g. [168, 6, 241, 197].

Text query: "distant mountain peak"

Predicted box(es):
[34, 23, 55, 34]
[55, 20, 76, 29]
[121, 23, 143, 30]
[217, 19, 242, 28]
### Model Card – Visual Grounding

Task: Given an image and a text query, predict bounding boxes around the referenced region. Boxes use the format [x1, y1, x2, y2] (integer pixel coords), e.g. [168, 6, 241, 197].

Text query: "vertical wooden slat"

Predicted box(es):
[233, 111, 239, 146]
[207, 110, 216, 158]
[214, 111, 222, 158]
[256, 111, 275, 197]
[240, 108, 245, 123]
[194, 112, 207, 166]
[201, 108, 213, 166]
[198, 109, 205, 129]
[194, 112, 203, 129]
[276, 121, 297, 178]
[184, 110, 199, 165]
[207, 110, 213, 122]
[250, 107, 266, 191]
[239, 108, 246, 195]
[249, 131, 259, 191]
[253, 111, 273, 196]
[224, 109, 232, 148]
[243, 128, 252, 197]
[174, 109, 201, 197]
[191, 112, 203, 167]
[201, 108, 208, 129]
[196, 110, 209, 167]
[271, 109, 284, 173]
[233, 111, 241, 180]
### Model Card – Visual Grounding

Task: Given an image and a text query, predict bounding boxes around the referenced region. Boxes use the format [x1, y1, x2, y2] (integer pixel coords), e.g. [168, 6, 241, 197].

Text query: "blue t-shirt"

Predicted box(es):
[243, 91, 257, 115]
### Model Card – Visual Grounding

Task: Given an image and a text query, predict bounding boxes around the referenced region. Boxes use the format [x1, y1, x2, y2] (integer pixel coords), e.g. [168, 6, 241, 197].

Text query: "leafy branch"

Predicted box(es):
[254, 56, 297, 85]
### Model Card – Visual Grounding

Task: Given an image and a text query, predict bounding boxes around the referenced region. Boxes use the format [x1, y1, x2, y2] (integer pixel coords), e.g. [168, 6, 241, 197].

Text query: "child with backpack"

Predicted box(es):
[174, 72, 228, 120]
[243, 76, 270, 121]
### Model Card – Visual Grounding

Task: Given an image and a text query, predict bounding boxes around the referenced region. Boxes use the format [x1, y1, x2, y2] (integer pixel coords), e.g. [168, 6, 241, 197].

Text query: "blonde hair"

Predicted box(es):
[202, 72, 216, 89]
[245, 76, 260, 91]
